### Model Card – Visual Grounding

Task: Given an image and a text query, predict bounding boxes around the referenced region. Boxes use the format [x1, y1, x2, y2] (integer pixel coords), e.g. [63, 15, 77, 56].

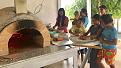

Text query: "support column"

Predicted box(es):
[57, 0, 61, 9]
[14, 0, 27, 13]
[86, 0, 91, 30]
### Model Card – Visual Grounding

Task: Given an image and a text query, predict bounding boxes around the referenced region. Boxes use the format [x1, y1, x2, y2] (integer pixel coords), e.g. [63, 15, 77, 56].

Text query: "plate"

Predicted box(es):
[69, 36, 95, 43]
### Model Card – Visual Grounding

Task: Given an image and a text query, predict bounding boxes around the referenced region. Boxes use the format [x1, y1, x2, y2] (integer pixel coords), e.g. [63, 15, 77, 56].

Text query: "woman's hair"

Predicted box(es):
[100, 14, 113, 25]
[99, 5, 107, 9]
[57, 8, 66, 26]
[74, 11, 79, 16]
[80, 8, 87, 16]
[92, 14, 100, 21]
[58, 8, 65, 16]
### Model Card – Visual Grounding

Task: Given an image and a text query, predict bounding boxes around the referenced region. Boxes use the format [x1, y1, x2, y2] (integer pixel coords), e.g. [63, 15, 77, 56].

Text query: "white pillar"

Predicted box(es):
[86, 0, 91, 30]
[57, 0, 61, 9]
[14, 0, 27, 13]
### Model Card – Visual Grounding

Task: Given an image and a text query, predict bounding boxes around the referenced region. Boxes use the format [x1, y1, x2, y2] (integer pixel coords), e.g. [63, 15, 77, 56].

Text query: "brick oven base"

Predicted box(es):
[0, 46, 78, 68]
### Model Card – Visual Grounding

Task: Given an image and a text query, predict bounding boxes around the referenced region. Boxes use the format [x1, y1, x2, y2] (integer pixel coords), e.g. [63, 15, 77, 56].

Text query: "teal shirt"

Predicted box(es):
[84, 16, 88, 28]
[101, 27, 118, 49]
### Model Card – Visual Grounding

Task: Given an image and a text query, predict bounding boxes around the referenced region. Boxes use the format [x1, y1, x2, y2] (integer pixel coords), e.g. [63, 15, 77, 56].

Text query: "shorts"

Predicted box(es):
[96, 49, 117, 65]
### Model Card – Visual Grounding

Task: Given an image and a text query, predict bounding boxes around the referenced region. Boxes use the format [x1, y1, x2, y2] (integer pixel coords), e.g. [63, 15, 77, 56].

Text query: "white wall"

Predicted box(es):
[0, 0, 14, 8]
[0, 0, 58, 25]
[86, 0, 91, 30]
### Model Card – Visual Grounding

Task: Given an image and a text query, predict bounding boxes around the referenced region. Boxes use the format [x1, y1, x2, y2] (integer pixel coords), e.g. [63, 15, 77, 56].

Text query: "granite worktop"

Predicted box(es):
[0, 45, 68, 66]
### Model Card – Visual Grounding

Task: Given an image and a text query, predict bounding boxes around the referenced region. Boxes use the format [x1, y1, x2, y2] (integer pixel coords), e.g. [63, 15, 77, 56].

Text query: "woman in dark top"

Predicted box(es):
[53, 8, 69, 33]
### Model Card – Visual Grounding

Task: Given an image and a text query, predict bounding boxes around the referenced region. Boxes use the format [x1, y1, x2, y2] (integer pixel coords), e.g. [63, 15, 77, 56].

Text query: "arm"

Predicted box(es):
[100, 38, 117, 45]
[69, 26, 74, 34]
[69, 26, 76, 35]
[100, 29, 118, 45]
[83, 26, 92, 36]
[90, 28, 102, 40]
[64, 16, 69, 27]
[53, 21, 58, 29]
[80, 23, 86, 33]
[79, 26, 91, 40]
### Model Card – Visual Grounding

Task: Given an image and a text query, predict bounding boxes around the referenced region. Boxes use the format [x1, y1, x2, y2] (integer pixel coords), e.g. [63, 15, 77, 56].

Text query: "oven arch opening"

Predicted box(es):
[8, 29, 43, 53]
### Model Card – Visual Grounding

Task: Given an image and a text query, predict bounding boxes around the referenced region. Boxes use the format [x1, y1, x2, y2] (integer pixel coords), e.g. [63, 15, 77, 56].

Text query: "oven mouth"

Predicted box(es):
[8, 28, 43, 54]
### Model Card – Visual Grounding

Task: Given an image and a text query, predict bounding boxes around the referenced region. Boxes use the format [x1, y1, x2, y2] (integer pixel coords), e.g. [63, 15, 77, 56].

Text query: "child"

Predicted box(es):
[80, 14, 102, 67]
[69, 18, 86, 36]
[80, 14, 102, 40]
[71, 10, 80, 25]
[99, 5, 107, 16]
[80, 8, 89, 29]
[53, 8, 69, 33]
[97, 14, 118, 68]
[69, 17, 86, 62]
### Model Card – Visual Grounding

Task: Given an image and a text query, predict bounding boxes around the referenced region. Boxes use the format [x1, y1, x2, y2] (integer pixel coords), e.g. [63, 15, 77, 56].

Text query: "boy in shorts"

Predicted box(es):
[97, 14, 118, 68]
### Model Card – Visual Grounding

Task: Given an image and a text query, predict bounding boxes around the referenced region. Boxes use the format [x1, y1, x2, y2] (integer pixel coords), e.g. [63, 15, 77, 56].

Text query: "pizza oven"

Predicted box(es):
[0, 0, 51, 56]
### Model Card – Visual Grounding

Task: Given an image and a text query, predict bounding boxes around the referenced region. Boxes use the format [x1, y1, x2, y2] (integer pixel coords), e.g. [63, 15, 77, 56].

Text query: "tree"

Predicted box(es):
[92, 0, 121, 18]
[65, 0, 86, 18]
[65, 0, 121, 18]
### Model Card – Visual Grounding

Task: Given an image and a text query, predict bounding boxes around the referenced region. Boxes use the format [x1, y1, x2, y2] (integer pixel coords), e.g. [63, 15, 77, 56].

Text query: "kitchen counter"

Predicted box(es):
[0, 45, 78, 68]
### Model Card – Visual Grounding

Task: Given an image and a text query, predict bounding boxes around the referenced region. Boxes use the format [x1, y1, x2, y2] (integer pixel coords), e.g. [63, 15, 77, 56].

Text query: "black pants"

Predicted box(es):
[89, 48, 99, 68]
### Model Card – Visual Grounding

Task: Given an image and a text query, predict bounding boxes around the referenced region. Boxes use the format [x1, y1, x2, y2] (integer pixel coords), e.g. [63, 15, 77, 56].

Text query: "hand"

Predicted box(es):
[80, 36, 87, 40]
[79, 36, 83, 39]
[90, 35, 96, 40]
[56, 29, 63, 33]
[99, 38, 103, 43]
[58, 27, 64, 30]
[74, 33, 80, 36]
[53, 26, 56, 29]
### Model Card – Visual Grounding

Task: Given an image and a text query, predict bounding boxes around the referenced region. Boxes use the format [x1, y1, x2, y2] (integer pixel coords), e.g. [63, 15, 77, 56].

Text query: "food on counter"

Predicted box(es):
[79, 36, 90, 40]
[53, 38, 64, 41]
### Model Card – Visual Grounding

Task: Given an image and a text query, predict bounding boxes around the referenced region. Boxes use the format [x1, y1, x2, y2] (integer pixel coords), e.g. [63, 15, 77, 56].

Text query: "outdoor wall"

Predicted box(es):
[0, 0, 58, 25]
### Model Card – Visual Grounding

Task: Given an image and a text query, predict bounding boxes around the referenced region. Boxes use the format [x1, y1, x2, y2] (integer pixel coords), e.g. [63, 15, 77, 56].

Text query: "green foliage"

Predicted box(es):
[92, 0, 121, 18]
[65, 0, 121, 19]
[65, 0, 86, 19]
